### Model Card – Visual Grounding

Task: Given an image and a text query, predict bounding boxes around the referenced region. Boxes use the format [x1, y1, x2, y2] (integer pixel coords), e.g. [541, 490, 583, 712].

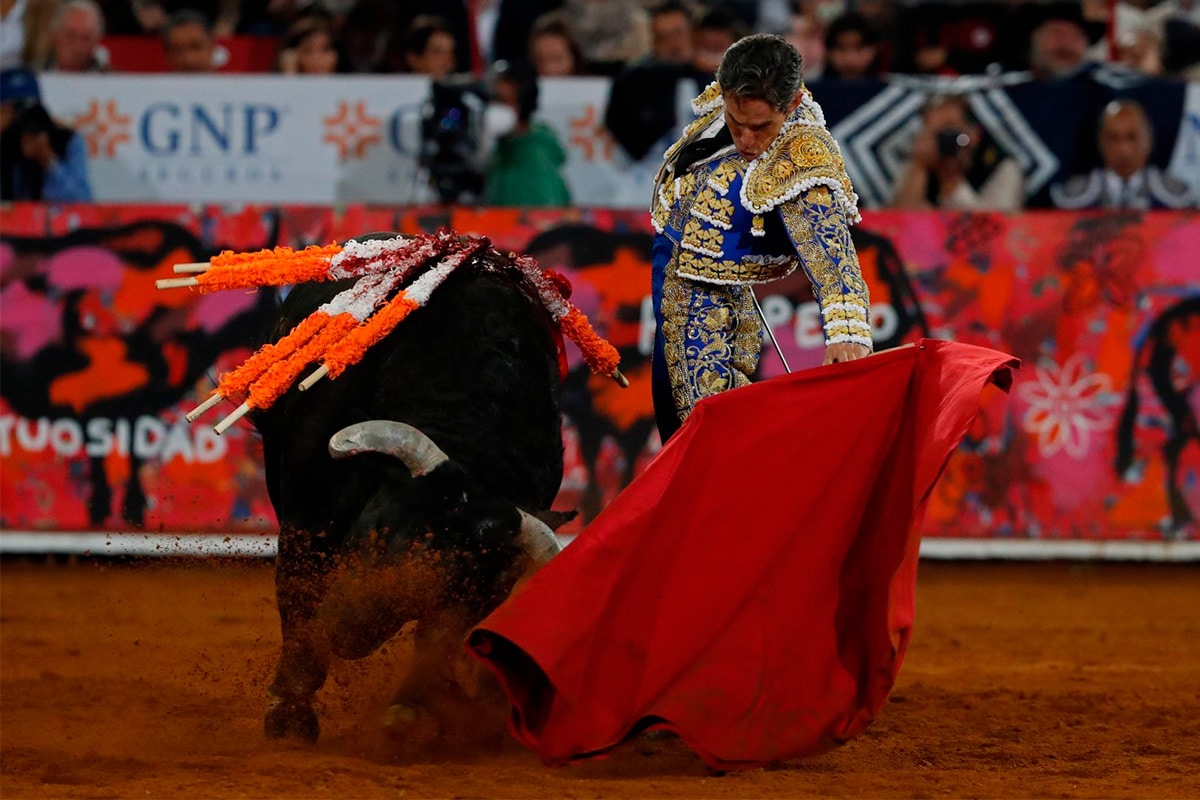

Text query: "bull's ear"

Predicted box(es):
[530, 508, 578, 531]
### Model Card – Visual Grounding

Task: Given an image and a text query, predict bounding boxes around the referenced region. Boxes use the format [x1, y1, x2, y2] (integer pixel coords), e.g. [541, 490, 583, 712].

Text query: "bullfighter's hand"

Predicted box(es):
[823, 341, 871, 365]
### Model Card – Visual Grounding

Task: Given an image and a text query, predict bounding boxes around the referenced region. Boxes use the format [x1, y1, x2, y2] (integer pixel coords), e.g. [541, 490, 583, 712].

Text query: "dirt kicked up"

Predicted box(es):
[2, 558, 1198, 799]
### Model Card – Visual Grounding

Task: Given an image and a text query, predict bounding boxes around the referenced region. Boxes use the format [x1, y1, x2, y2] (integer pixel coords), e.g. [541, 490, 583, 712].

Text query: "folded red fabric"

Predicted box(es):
[469, 339, 1019, 770]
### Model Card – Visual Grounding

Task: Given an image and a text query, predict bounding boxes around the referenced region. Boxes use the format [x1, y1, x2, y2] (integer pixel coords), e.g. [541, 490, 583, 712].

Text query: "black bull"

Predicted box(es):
[252, 240, 569, 741]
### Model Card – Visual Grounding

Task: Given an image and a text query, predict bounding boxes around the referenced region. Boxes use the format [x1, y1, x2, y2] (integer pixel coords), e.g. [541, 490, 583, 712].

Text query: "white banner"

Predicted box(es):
[1168, 81, 1200, 197]
[38, 74, 655, 207]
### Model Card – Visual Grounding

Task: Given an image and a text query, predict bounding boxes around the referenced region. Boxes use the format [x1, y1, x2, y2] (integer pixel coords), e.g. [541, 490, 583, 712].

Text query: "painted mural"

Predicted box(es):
[1, 205, 1196, 541]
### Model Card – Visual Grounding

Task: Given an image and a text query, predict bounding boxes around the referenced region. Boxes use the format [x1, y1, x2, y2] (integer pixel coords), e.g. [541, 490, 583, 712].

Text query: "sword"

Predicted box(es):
[750, 286, 791, 374]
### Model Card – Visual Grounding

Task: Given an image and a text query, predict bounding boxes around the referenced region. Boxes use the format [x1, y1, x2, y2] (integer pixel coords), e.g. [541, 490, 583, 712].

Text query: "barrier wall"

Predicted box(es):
[1, 205, 1197, 554]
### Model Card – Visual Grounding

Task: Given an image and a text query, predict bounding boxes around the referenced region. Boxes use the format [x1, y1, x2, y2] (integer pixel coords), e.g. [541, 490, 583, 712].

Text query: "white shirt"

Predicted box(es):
[1103, 169, 1149, 210]
[941, 158, 1026, 213]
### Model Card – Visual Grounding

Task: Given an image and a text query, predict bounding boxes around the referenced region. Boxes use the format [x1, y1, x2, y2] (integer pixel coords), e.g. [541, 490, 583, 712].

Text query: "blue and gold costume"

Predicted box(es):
[650, 81, 872, 438]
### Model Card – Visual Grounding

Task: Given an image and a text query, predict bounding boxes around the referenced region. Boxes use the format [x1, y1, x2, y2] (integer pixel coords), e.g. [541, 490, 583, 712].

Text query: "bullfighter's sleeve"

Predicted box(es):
[779, 185, 873, 350]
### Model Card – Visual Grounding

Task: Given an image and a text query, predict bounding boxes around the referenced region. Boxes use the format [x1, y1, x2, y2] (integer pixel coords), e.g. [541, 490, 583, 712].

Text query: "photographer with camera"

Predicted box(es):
[890, 93, 1022, 212]
[0, 67, 92, 202]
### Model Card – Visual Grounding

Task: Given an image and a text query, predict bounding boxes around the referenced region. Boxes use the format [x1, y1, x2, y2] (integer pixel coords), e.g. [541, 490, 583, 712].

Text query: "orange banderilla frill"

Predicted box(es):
[161, 243, 346, 291]
[160, 232, 626, 434]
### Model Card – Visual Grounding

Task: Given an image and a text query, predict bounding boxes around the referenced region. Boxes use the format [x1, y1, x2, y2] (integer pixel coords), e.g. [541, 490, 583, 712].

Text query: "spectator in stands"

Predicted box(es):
[1158, 1, 1200, 78]
[1027, 3, 1095, 81]
[0, 67, 92, 201]
[396, 0, 561, 76]
[890, 93, 1023, 212]
[1108, 0, 1200, 78]
[162, 10, 216, 72]
[564, 0, 651, 75]
[1050, 100, 1196, 210]
[783, 0, 835, 79]
[604, 1, 708, 161]
[37, 0, 108, 72]
[2, 0, 54, 68]
[1116, 21, 1165, 76]
[822, 11, 884, 80]
[528, 12, 586, 76]
[648, 0, 693, 65]
[130, 1, 235, 37]
[275, 13, 340, 74]
[486, 62, 571, 206]
[894, 2, 1006, 76]
[339, 0, 396, 73]
[692, 7, 745, 76]
[395, 15, 457, 79]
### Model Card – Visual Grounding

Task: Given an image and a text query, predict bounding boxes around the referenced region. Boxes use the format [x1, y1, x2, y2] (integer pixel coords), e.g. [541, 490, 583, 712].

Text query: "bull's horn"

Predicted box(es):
[328, 421, 448, 476]
[517, 510, 562, 566]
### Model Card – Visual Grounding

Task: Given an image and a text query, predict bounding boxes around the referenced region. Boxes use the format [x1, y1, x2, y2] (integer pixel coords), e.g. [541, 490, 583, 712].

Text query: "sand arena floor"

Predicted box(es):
[1, 558, 1198, 799]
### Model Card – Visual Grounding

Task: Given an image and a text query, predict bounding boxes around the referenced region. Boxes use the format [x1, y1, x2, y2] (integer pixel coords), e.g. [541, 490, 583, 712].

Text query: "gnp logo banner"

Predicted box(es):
[40, 75, 428, 204]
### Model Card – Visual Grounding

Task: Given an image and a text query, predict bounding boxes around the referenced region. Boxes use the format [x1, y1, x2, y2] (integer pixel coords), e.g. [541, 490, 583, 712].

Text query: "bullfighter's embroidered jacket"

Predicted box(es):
[650, 81, 872, 427]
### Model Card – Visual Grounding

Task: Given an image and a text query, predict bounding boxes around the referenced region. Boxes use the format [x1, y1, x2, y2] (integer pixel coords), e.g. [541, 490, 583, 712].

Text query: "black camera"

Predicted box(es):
[936, 128, 971, 158]
[420, 77, 489, 205]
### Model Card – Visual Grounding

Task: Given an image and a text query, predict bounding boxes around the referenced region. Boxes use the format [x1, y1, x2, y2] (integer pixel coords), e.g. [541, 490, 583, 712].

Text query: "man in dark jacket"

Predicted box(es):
[0, 67, 92, 202]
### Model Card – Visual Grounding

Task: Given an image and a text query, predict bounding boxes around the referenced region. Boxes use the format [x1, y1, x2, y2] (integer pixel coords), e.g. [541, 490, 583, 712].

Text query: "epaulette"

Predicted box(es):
[654, 84, 861, 225]
[740, 94, 861, 223]
[1049, 171, 1104, 210]
[1147, 167, 1198, 209]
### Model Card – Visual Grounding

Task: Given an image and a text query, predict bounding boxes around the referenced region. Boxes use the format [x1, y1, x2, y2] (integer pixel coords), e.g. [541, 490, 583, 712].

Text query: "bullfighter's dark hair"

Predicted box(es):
[716, 33, 802, 112]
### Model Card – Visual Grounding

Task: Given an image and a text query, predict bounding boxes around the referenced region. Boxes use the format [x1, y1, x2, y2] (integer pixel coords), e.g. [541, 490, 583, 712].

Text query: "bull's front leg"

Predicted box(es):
[265, 525, 333, 741]
[383, 605, 507, 742]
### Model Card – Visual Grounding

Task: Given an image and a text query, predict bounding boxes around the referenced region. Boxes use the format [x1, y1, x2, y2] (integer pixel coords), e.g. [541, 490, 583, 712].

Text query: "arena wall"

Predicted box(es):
[0, 205, 1197, 558]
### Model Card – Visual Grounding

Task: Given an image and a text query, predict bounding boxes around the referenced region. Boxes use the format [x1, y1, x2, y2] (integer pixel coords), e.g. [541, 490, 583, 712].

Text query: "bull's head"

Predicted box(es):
[328, 420, 562, 566]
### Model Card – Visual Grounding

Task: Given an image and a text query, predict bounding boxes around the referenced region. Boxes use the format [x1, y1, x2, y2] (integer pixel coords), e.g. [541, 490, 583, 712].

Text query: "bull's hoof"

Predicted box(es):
[381, 701, 442, 749]
[382, 702, 421, 727]
[264, 700, 320, 742]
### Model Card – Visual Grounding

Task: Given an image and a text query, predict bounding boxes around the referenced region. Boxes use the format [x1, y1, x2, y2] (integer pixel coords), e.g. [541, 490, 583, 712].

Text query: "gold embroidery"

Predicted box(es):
[676, 249, 798, 285]
[676, 172, 697, 203]
[681, 219, 726, 258]
[691, 187, 735, 229]
[652, 200, 670, 231]
[707, 161, 739, 195]
[661, 254, 762, 425]
[691, 81, 722, 114]
[779, 187, 871, 337]
[742, 117, 857, 218]
[788, 131, 838, 168]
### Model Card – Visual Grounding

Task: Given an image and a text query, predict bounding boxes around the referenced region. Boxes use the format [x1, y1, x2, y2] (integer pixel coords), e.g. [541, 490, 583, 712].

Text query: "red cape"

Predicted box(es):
[468, 339, 1019, 770]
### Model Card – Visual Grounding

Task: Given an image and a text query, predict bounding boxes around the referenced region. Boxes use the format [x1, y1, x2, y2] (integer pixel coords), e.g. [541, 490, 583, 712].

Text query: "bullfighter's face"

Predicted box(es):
[723, 91, 802, 163]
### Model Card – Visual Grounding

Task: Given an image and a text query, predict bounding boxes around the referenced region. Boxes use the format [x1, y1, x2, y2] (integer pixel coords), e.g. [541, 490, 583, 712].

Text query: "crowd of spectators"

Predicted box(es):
[3, 0, 1198, 80]
[0, 0, 1196, 207]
